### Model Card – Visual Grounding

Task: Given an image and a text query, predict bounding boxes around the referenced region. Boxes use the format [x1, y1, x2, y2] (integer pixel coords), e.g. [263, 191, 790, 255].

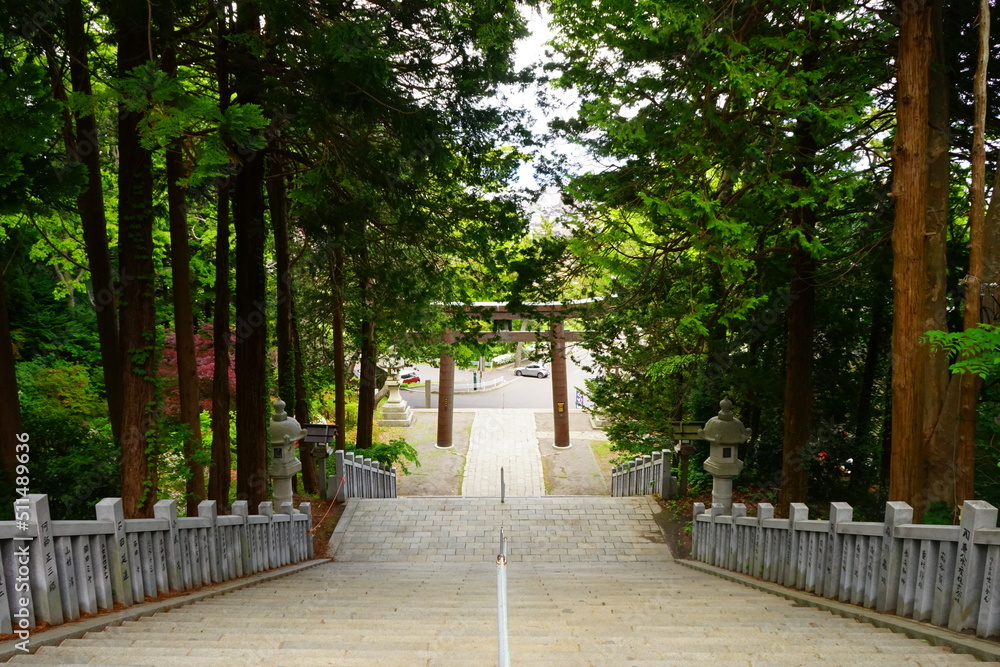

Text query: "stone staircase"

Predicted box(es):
[6, 497, 997, 666]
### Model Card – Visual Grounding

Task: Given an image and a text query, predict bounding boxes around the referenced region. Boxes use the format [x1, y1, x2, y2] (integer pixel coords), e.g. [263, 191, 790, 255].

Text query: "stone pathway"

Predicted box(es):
[461, 408, 544, 496]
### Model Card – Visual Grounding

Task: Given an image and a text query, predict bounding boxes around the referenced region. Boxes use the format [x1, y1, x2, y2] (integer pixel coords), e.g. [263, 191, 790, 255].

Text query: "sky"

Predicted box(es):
[497, 6, 597, 226]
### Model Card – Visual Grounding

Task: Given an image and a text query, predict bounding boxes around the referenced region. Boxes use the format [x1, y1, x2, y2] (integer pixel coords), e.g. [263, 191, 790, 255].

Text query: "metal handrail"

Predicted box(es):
[497, 527, 509, 667]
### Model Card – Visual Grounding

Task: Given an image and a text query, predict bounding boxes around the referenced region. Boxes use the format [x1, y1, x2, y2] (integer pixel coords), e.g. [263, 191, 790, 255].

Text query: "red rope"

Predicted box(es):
[309, 475, 345, 533]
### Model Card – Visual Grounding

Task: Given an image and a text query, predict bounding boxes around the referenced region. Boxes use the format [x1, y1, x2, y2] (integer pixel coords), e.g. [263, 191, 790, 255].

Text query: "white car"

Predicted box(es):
[515, 363, 549, 378]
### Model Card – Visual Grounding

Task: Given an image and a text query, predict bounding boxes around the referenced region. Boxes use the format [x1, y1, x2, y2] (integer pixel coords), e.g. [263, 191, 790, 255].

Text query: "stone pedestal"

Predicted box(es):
[380, 380, 415, 427]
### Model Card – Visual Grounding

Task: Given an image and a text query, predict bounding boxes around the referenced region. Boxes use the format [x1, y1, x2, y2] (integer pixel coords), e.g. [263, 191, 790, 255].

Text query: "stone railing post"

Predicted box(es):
[785, 503, 809, 589]
[692, 502, 706, 561]
[232, 501, 251, 577]
[280, 501, 294, 565]
[651, 451, 661, 495]
[259, 501, 275, 569]
[153, 500, 183, 591]
[641, 455, 652, 495]
[824, 502, 852, 600]
[95, 497, 132, 606]
[754, 503, 774, 580]
[364, 457, 375, 498]
[333, 449, 346, 501]
[949, 500, 998, 632]
[53, 535, 79, 622]
[710, 503, 724, 566]
[300, 502, 313, 559]
[730, 503, 746, 571]
[198, 501, 221, 583]
[877, 501, 913, 613]
[26, 495, 64, 625]
[661, 450, 674, 499]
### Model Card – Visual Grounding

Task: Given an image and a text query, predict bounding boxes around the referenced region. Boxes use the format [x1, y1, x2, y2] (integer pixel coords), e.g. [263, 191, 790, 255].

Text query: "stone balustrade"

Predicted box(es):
[692, 499, 1000, 638]
[329, 451, 397, 502]
[0, 494, 312, 635]
[611, 449, 678, 499]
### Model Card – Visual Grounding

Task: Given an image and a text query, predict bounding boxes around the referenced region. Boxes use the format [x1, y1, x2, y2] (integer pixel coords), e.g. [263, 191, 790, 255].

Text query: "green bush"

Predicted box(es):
[349, 438, 421, 475]
[11, 360, 119, 518]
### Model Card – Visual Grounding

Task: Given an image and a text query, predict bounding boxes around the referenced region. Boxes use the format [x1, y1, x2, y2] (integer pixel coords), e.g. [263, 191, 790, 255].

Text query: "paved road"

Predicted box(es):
[401, 344, 596, 410]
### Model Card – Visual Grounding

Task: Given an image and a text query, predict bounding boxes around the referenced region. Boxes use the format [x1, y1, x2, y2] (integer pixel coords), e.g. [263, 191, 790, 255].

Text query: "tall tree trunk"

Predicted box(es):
[290, 284, 316, 490]
[778, 38, 819, 513]
[890, 0, 934, 515]
[0, 268, 22, 485]
[233, 0, 269, 509]
[854, 285, 891, 489]
[356, 314, 377, 450]
[209, 185, 233, 506]
[166, 139, 206, 515]
[922, 0, 954, 510]
[115, 15, 160, 519]
[208, 11, 232, 507]
[780, 245, 816, 513]
[331, 247, 346, 452]
[268, 157, 316, 492]
[65, 0, 123, 444]
[953, 0, 991, 504]
[164, 34, 205, 515]
[269, 156, 295, 412]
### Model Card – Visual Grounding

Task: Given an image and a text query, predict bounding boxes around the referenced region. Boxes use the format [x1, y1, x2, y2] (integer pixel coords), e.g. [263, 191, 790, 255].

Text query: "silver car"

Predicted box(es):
[514, 363, 549, 378]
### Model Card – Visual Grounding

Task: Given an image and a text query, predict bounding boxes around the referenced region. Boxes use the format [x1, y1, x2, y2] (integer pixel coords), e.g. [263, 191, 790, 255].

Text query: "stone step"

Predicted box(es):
[8, 645, 991, 666]
[7, 497, 992, 665]
[51, 634, 961, 653]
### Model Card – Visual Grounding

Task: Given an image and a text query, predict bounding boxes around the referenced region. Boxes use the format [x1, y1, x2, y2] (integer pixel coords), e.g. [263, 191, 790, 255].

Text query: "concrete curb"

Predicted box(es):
[326, 497, 360, 557]
[678, 559, 1000, 662]
[0, 558, 328, 662]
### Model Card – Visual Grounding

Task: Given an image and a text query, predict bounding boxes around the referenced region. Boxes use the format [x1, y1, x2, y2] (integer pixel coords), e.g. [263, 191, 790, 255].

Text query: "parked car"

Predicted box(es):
[514, 363, 549, 378]
[400, 370, 420, 384]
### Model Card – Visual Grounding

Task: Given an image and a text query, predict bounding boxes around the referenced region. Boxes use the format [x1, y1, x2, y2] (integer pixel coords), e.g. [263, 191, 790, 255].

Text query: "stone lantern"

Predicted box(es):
[269, 399, 305, 509]
[379, 348, 414, 427]
[698, 398, 751, 514]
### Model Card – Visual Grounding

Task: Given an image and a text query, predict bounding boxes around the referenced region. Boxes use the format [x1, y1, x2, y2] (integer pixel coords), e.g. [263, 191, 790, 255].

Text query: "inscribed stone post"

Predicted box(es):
[877, 501, 913, 613]
[784, 504, 808, 588]
[27, 495, 64, 625]
[53, 535, 79, 621]
[825, 503, 852, 600]
[198, 501, 221, 583]
[949, 500, 998, 632]
[976, 543, 1000, 637]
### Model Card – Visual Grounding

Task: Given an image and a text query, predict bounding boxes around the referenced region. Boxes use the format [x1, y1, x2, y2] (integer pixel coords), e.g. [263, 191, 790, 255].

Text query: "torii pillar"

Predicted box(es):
[436, 332, 455, 449]
[550, 321, 571, 448]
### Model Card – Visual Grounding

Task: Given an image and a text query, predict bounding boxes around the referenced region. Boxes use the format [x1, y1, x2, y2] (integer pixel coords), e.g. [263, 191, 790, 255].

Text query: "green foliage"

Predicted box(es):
[12, 360, 118, 518]
[922, 501, 955, 526]
[350, 438, 420, 475]
[156, 415, 214, 504]
[0, 44, 80, 215]
[116, 61, 269, 186]
[546, 0, 896, 501]
[923, 325, 1000, 379]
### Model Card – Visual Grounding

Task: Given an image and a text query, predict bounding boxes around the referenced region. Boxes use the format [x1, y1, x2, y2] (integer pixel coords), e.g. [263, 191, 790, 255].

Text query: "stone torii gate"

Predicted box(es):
[434, 300, 595, 451]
